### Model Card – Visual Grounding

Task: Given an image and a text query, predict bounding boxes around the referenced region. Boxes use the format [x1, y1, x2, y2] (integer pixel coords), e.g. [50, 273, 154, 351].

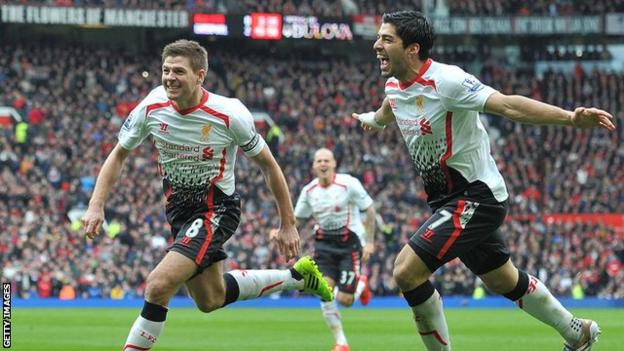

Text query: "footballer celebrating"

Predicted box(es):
[81, 39, 332, 351]
[291, 148, 376, 351]
[353, 11, 614, 351]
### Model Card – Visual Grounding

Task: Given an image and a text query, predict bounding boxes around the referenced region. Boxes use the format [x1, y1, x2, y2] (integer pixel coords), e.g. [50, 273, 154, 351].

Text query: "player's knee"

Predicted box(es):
[480, 262, 519, 295]
[482, 276, 516, 295]
[336, 293, 354, 307]
[145, 273, 176, 304]
[193, 284, 226, 313]
[393, 260, 427, 291]
[195, 299, 222, 313]
[393, 264, 409, 290]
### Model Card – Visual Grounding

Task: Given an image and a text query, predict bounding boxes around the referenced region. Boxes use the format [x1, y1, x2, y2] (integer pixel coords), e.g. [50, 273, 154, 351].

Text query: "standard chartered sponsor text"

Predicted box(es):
[158, 141, 207, 162]
[161, 150, 204, 161]
[158, 140, 201, 152]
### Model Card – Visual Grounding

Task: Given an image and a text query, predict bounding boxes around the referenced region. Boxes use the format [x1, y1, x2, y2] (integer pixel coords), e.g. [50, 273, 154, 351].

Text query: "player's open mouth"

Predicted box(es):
[377, 56, 389, 70]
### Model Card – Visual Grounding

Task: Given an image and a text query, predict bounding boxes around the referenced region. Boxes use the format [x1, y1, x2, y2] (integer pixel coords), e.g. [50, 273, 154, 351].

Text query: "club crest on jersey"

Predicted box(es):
[416, 95, 424, 113]
[200, 123, 212, 141]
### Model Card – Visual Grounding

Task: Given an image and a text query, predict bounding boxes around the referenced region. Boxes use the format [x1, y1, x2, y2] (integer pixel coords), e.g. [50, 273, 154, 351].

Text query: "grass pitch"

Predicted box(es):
[12, 307, 624, 350]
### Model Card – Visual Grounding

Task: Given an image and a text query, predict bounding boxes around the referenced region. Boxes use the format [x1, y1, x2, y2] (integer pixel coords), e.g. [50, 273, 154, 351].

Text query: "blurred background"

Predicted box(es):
[0, 0, 622, 303]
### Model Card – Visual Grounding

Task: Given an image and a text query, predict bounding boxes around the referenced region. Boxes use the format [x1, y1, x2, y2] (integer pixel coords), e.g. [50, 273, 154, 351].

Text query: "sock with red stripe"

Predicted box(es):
[507, 271, 582, 345]
[353, 277, 366, 300]
[321, 300, 348, 345]
[403, 281, 450, 351]
[123, 301, 167, 350]
[222, 269, 304, 304]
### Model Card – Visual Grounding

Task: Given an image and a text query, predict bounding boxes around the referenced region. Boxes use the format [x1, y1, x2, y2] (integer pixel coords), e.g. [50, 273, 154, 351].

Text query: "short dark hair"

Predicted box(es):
[161, 39, 208, 73]
[382, 11, 434, 60]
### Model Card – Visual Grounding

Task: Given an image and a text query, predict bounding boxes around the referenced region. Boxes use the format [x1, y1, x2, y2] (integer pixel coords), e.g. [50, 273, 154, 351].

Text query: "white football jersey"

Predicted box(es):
[385, 59, 508, 205]
[118, 86, 266, 203]
[295, 173, 373, 244]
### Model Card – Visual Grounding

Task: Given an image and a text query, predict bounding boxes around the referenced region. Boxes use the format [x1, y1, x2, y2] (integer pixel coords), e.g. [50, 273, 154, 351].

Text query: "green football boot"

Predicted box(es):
[293, 256, 333, 302]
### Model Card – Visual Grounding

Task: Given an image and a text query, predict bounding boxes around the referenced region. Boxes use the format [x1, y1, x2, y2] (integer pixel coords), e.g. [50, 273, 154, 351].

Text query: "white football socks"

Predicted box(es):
[321, 300, 348, 345]
[227, 269, 304, 300]
[411, 290, 451, 351]
[353, 277, 366, 301]
[123, 316, 164, 350]
[518, 275, 583, 345]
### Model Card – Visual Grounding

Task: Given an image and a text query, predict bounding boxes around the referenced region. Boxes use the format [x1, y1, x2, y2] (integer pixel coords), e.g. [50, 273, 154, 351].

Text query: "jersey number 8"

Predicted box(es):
[185, 218, 204, 238]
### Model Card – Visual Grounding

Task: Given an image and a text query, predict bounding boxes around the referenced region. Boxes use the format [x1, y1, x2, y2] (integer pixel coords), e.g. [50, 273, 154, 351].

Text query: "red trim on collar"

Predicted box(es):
[145, 101, 172, 118]
[319, 174, 336, 188]
[170, 88, 209, 115]
[399, 58, 436, 90]
[199, 105, 230, 128]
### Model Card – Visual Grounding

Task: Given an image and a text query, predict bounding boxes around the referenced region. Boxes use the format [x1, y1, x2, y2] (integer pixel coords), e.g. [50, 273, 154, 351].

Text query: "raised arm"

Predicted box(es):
[484, 92, 615, 131]
[82, 143, 131, 238]
[352, 97, 396, 130]
[250, 145, 300, 260]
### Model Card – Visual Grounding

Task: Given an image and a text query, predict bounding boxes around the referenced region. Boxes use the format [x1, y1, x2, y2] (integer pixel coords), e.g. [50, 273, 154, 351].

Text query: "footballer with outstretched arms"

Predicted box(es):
[353, 10, 614, 351]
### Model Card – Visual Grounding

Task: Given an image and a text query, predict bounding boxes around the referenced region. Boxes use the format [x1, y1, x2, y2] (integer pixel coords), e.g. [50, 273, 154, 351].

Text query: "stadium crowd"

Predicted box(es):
[0, 41, 622, 300]
[445, 0, 624, 16]
[5, 0, 624, 16]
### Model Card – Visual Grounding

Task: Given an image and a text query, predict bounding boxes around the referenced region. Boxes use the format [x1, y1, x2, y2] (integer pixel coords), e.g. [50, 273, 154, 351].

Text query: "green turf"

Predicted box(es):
[12, 307, 624, 350]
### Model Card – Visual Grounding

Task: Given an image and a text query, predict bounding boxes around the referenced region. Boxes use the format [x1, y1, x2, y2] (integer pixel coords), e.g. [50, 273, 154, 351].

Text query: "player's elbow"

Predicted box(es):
[485, 93, 517, 119]
[367, 204, 376, 216]
[110, 143, 131, 162]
